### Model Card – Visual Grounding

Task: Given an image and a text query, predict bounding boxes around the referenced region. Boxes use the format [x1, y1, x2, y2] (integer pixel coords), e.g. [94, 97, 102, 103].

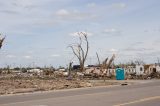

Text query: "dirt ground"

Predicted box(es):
[0, 74, 126, 95]
[0, 78, 92, 95]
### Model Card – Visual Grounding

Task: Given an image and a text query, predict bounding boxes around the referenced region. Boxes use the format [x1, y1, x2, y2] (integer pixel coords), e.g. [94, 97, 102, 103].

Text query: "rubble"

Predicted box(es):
[0, 73, 125, 95]
[0, 65, 160, 95]
[0, 77, 93, 95]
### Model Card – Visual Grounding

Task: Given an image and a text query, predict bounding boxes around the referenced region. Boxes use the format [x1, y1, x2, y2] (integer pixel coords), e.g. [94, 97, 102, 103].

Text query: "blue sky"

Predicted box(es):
[0, 0, 160, 68]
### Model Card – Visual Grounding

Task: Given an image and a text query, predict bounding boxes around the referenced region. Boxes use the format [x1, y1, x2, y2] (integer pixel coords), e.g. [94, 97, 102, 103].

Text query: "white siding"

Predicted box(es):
[136, 65, 144, 75]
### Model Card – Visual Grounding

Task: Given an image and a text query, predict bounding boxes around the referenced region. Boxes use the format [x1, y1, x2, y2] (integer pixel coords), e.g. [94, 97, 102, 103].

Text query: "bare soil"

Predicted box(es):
[0, 74, 128, 95]
[0, 78, 94, 95]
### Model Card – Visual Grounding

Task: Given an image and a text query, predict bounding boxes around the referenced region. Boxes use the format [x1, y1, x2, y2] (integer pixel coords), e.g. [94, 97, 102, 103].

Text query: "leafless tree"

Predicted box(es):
[96, 53, 115, 73]
[0, 34, 5, 49]
[95, 53, 115, 81]
[96, 52, 101, 66]
[106, 54, 115, 69]
[135, 59, 145, 65]
[96, 52, 108, 72]
[69, 32, 89, 72]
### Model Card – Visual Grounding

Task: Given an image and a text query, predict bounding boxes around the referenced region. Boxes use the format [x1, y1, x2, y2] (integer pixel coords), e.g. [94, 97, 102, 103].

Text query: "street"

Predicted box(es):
[0, 80, 160, 106]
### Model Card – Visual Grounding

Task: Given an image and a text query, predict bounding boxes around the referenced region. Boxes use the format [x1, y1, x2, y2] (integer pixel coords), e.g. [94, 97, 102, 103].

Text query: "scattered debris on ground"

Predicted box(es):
[0, 78, 92, 95]
[121, 83, 128, 86]
[1, 71, 159, 95]
[0, 74, 131, 95]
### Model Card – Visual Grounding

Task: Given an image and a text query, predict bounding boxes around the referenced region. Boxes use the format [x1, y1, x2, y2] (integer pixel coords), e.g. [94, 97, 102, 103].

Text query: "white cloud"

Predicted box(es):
[6, 55, 16, 58]
[104, 28, 117, 33]
[55, 9, 97, 20]
[50, 54, 60, 57]
[24, 55, 32, 59]
[111, 3, 127, 9]
[56, 9, 70, 16]
[27, 50, 34, 54]
[69, 31, 93, 37]
[0, 0, 39, 14]
[87, 3, 96, 8]
[13, 0, 33, 7]
[109, 48, 118, 52]
[124, 47, 153, 52]
[104, 28, 121, 34]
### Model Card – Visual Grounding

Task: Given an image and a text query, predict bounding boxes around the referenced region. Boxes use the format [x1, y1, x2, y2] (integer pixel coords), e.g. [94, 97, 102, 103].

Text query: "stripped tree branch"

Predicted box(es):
[69, 32, 89, 72]
[0, 34, 5, 49]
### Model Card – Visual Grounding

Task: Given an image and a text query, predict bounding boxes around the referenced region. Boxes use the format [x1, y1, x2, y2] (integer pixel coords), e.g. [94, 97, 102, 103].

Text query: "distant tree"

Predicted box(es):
[14, 67, 20, 70]
[135, 59, 145, 65]
[26, 67, 32, 70]
[129, 61, 136, 66]
[49, 66, 56, 71]
[6, 65, 11, 74]
[58, 66, 65, 69]
[21, 68, 27, 73]
[69, 32, 89, 72]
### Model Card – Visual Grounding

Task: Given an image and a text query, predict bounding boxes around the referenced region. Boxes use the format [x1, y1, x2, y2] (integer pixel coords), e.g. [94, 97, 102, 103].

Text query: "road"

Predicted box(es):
[0, 80, 160, 106]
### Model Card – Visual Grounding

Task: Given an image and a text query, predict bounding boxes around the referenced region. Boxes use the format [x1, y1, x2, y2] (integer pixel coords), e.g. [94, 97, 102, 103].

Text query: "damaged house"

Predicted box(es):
[125, 64, 144, 75]
[145, 63, 160, 74]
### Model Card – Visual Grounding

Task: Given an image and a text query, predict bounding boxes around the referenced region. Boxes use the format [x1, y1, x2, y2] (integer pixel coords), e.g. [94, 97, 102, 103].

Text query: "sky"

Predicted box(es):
[0, 0, 160, 68]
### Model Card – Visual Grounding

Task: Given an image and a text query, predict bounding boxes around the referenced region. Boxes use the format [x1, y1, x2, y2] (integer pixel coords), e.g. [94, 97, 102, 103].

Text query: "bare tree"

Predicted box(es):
[96, 52, 108, 72]
[95, 53, 115, 74]
[106, 54, 115, 69]
[135, 59, 145, 65]
[95, 53, 115, 81]
[96, 52, 101, 66]
[69, 32, 89, 72]
[0, 34, 5, 49]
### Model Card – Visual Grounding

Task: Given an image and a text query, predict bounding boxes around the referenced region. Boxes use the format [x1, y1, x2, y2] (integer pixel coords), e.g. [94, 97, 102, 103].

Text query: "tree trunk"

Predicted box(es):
[80, 62, 84, 72]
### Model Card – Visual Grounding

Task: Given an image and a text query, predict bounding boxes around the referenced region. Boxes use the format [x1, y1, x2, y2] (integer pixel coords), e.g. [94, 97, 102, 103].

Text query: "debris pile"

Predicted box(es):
[0, 74, 126, 95]
[0, 77, 92, 95]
